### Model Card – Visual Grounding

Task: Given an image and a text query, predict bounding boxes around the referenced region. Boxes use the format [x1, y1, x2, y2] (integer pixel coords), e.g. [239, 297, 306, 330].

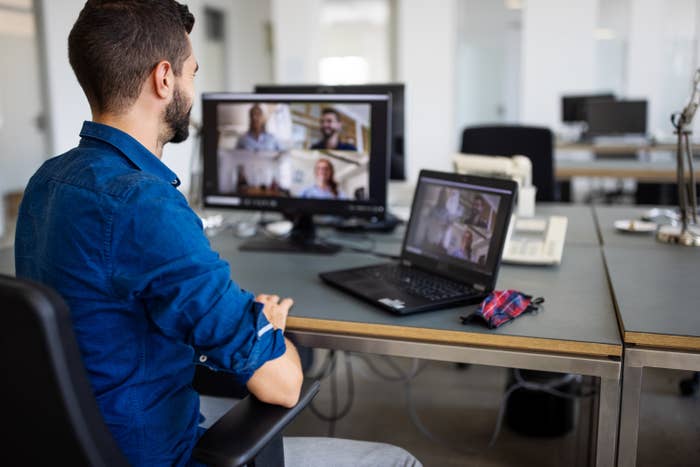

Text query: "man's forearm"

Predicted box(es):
[246, 336, 303, 408]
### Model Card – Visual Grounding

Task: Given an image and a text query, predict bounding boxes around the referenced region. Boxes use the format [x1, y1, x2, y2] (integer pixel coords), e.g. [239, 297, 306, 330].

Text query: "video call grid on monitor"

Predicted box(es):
[255, 83, 406, 181]
[201, 93, 390, 218]
[404, 176, 513, 277]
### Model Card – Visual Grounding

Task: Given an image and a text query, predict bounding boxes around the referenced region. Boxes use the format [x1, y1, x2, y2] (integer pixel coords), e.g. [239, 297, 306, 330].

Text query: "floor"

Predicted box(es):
[202, 352, 700, 467]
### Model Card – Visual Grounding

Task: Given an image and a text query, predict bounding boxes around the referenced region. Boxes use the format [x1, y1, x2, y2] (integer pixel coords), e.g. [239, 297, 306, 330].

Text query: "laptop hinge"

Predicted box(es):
[473, 284, 487, 292]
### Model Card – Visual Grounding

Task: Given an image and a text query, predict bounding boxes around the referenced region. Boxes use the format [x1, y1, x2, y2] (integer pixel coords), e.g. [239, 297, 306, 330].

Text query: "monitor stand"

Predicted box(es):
[238, 213, 341, 255]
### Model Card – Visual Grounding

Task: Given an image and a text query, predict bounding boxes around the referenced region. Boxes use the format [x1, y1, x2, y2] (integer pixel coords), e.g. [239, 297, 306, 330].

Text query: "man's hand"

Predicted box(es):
[256, 294, 293, 331]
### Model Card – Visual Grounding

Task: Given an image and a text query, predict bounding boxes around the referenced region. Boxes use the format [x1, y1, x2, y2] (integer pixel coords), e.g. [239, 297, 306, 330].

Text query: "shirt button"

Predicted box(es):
[199, 355, 208, 363]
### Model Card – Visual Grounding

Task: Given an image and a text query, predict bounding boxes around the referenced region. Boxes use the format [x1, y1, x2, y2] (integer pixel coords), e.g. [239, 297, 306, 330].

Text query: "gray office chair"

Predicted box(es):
[0, 273, 319, 467]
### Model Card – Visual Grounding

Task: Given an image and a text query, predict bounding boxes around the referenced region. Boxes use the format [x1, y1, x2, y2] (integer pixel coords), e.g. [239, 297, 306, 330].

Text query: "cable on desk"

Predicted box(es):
[319, 233, 401, 260]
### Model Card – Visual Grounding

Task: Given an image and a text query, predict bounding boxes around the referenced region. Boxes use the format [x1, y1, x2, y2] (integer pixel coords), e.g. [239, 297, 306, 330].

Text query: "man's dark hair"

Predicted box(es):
[68, 0, 195, 114]
[321, 108, 341, 120]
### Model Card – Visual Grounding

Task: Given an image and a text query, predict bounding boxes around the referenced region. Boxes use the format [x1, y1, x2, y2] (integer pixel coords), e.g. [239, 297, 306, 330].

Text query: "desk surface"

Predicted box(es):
[604, 245, 700, 351]
[211, 232, 621, 357]
[594, 205, 671, 248]
[594, 206, 700, 350]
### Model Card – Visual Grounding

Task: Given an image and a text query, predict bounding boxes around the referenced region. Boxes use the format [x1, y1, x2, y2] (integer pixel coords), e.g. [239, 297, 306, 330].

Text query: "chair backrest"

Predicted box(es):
[0, 274, 129, 467]
[460, 125, 556, 201]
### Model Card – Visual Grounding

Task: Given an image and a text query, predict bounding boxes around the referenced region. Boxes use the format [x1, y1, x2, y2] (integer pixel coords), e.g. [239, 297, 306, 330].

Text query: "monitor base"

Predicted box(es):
[239, 237, 341, 255]
[239, 213, 341, 255]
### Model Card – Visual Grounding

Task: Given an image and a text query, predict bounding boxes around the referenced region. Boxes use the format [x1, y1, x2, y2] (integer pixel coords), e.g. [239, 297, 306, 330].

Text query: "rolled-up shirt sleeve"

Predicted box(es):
[111, 178, 286, 385]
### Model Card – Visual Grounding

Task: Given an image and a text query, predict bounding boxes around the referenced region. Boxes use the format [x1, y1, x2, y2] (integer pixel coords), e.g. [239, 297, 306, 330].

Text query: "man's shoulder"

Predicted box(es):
[37, 145, 175, 202]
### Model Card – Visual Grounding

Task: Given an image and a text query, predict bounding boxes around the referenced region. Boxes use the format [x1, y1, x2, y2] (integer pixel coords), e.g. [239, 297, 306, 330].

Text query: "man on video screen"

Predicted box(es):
[310, 108, 357, 151]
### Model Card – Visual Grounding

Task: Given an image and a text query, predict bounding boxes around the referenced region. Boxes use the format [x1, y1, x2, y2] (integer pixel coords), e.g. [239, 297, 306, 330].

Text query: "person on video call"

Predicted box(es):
[464, 194, 489, 229]
[310, 108, 357, 151]
[447, 229, 474, 262]
[300, 158, 348, 200]
[422, 188, 462, 253]
[236, 103, 282, 151]
[14, 1, 421, 466]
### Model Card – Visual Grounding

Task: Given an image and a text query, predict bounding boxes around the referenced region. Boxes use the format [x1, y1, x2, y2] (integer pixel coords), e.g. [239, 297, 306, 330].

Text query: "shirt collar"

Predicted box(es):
[79, 121, 181, 187]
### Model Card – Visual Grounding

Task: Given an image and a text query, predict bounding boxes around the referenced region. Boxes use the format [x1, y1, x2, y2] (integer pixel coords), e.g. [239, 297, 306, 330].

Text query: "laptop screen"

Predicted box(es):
[402, 172, 516, 287]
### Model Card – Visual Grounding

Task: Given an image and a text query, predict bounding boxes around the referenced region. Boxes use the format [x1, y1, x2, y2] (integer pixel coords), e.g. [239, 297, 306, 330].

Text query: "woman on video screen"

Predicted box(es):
[300, 158, 347, 200]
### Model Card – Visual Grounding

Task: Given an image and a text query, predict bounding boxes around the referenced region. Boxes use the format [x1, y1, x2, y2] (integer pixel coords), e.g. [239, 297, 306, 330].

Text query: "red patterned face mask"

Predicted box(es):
[460, 290, 544, 329]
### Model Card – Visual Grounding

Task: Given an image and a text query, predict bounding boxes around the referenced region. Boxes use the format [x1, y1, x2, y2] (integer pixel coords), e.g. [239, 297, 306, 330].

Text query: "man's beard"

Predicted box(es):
[164, 87, 191, 144]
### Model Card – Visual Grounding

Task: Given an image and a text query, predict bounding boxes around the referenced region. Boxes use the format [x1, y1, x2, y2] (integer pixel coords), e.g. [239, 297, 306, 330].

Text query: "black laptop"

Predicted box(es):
[320, 170, 517, 314]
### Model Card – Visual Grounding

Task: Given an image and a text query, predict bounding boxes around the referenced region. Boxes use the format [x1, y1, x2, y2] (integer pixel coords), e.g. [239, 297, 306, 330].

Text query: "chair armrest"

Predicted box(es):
[193, 379, 320, 467]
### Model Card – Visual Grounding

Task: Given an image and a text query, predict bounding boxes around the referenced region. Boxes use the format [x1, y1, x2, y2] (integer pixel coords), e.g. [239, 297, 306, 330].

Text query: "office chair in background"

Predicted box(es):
[0, 274, 319, 467]
[460, 125, 559, 202]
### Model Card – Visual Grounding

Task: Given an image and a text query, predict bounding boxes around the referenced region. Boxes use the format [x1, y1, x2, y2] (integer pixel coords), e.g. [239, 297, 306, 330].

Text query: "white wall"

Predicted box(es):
[520, 0, 598, 131]
[455, 0, 521, 132]
[626, 0, 700, 139]
[395, 0, 457, 182]
[36, 0, 89, 156]
[0, 3, 47, 237]
[270, 0, 322, 83]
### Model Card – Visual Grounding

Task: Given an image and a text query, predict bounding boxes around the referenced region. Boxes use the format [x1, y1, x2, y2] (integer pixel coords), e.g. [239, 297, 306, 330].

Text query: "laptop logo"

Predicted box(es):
[379, 298, 405, 310]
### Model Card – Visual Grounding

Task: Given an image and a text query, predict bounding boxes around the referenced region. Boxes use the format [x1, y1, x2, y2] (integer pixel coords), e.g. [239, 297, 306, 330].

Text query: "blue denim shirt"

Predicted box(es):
[15, 121, 286, 466]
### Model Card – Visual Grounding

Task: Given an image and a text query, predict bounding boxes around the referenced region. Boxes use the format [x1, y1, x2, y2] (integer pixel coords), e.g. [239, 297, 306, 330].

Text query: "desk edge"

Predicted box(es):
[624, 331, 700, 352]
[287, 317, 622, 357]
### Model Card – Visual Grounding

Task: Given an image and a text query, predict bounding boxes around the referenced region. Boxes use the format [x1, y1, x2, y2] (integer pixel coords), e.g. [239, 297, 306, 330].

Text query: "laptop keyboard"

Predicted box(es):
[366, 265, 476, 302]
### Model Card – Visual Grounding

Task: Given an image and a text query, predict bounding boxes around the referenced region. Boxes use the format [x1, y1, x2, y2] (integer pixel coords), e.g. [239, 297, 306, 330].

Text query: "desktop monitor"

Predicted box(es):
[201, 92, 391, 253]
[561, 93, 615, 123]
[585, 100, 648, 136]
[255, 83, 406, 181]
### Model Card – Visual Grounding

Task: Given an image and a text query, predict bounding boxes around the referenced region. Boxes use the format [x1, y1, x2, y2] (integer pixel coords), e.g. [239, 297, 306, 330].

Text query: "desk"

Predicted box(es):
[593, 206, 700, 467]
[210, 205, 622, 466]
[0, 206, 622, 466]
[555, 142, 700, 182]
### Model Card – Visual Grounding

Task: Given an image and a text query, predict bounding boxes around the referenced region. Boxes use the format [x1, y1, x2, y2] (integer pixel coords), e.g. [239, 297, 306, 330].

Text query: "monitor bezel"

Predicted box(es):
[201, 92, 391, 219]
[400, 170, 517, 291]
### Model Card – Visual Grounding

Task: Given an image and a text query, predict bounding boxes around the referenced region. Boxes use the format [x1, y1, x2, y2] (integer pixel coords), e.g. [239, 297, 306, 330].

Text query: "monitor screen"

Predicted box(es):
[585, 100, 648, 136]
[255, 83, 406, 180]
[201, 93, 390, 220]
[561, 93, 615, 123]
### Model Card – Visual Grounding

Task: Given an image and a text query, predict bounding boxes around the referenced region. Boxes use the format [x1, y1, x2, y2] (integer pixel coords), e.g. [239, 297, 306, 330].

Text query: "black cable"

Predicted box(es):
[308, 351, 355, 436]
[318, 233, 402, 260]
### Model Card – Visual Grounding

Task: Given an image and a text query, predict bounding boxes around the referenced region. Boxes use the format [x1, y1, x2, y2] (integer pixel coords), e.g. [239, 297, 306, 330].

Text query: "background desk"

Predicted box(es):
[593, 206, 700, 467]
[555, 142, 700, 183]
[210, 205, 622, 467]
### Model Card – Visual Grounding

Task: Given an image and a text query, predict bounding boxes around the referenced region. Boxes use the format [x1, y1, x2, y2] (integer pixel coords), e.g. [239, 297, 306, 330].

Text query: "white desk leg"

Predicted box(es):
[617, 364, 643, 467]
[596, 376, 621, 467]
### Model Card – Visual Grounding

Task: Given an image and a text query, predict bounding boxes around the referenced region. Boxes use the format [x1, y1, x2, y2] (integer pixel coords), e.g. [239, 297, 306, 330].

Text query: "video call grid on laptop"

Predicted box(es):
[320, 170, 517, 314]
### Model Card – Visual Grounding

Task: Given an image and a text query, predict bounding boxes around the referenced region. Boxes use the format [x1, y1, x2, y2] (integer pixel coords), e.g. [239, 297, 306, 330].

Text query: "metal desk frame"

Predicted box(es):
[290, 330, 621, 467]
[617, 346, 700, 467]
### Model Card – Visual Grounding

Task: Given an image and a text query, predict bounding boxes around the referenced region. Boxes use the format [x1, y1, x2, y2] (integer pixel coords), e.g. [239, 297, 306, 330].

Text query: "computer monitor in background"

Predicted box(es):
[585, 100, 648, 136]
[255, 83, 406, 181]
[561, 93, 615, 123]
[201, 93, 391, 253]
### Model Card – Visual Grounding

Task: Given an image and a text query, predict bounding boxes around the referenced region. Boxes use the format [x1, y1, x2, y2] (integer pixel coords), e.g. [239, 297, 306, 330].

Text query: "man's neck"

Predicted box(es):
[93, 110, 164, 158]
[324, 133, 339, 149]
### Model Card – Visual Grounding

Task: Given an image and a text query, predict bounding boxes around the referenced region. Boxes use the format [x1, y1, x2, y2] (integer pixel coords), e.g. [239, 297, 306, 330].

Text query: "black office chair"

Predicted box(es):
[460, 125, 558, 202]
[0, 274, 319, 467]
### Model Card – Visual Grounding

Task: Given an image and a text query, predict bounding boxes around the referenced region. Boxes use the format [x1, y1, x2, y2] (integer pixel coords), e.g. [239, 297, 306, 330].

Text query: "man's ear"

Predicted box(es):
[152, 61, 174, 99]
